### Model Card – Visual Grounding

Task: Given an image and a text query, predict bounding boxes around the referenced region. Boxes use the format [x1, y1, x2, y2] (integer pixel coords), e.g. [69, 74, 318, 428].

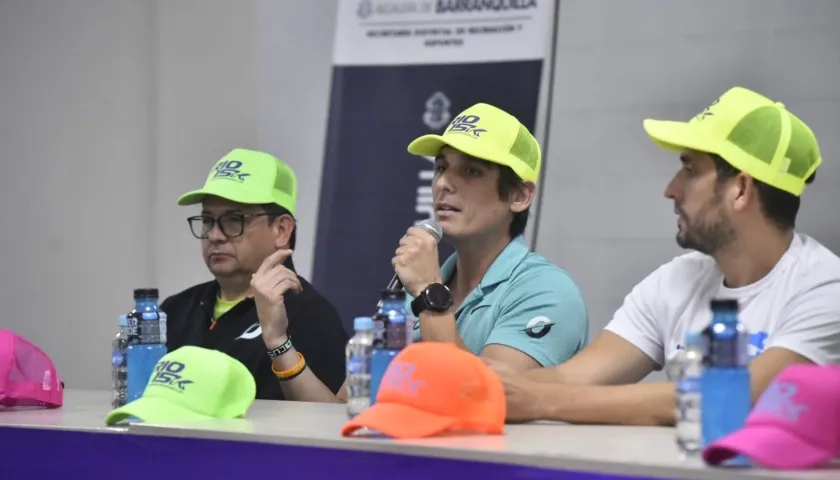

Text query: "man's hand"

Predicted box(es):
[250, 249, 302, 347]
[392, 226, 442, 297]
[486, 359, 546, 423]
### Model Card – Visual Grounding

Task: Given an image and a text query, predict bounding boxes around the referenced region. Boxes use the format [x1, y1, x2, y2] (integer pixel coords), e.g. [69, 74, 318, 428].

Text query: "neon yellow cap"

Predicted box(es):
[177, 148, 298, 214]
[407, 103, 542, 183]
[104, 346, 256, 426]
[643, 86, 822, 196]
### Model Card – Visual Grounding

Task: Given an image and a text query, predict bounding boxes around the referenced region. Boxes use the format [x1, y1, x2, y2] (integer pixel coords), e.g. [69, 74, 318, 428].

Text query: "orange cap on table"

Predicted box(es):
[340, 342, 506, 439]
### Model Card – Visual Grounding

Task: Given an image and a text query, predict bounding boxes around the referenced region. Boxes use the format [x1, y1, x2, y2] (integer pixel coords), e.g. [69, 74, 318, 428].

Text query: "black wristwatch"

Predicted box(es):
[411, 283, 453, 317]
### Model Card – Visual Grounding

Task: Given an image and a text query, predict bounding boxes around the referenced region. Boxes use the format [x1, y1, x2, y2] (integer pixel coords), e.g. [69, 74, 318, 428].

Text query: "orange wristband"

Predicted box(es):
[271, 352, 306, 379]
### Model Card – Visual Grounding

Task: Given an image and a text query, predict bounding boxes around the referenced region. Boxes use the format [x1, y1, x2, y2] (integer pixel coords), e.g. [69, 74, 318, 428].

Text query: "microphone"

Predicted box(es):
[385, 219, 443, 292]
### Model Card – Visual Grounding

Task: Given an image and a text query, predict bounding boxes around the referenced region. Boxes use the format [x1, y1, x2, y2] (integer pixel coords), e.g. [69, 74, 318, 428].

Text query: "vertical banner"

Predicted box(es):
[313, 0, 555, 331]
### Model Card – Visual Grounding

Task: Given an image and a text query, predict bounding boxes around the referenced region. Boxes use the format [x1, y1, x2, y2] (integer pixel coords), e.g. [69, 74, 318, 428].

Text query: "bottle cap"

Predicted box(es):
[380, 289, 406, 300]
[134, 288, 160, 299]
[709, 298, 739, 311]
[354, 316, 373, 331]
[119, 314, 128, 326]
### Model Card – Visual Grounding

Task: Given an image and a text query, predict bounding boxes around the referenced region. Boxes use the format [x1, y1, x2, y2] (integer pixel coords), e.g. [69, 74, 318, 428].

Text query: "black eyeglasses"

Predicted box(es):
[187, 213, 271, 239]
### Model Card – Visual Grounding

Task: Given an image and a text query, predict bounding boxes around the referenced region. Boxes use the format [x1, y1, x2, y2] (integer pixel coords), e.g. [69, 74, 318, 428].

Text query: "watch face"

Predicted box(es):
[425, 284, 452, 309]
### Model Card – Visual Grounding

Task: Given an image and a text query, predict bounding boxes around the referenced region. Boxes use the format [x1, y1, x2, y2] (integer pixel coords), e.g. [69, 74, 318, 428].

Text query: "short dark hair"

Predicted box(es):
[259, 203, 296, 249]
[495, 164, 529, 238]
[711, 154, 815, 230]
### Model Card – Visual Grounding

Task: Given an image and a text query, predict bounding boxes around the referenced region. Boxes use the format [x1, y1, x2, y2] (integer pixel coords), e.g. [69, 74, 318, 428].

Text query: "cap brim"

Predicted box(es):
[703, 424, 834, 470]
[407, 134, 536, 183]
[105, 396, 214, 426]
[341, 402, 455, 439]
[642, 119, 723, 155]
[176, 187, 276, 207]
[407, 134, 503, 168]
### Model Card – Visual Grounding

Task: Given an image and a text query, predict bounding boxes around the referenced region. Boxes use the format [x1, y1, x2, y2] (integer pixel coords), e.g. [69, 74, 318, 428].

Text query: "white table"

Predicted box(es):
[1, 389, 837, 480]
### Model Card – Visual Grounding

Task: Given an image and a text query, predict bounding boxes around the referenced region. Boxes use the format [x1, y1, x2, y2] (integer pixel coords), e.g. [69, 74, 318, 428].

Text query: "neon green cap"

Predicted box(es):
[104, 346, 256, 426]
[643, 86, 822, 197]
[407, 103, 542, 184]
[177, 148, 298, 215]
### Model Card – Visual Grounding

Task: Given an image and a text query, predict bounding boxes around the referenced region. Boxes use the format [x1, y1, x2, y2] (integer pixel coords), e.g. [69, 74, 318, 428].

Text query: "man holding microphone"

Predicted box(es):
[260, 103, 589, 402]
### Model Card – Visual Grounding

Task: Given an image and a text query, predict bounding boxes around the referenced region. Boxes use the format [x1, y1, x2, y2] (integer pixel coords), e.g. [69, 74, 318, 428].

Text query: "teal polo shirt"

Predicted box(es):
[406, 236, 589, 367]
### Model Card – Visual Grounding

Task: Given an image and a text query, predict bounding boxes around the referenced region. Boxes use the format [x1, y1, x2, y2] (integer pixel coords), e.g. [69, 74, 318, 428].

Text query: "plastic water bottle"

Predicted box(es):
[700, 298, 751, 467]
[111, 314, 130, 408]
[346, 316, 374, 418]
[675, 331, 704, 456]
[369, 289, 409, 405]
[126, 288, 168, 402]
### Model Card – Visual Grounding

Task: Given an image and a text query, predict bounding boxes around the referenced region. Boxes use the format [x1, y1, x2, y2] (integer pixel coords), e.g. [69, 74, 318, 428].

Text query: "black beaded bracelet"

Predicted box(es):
[266, 336, 293, 358]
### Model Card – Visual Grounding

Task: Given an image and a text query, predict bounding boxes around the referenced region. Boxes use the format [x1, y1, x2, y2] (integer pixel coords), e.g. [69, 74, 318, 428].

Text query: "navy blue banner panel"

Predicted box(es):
[313, 1, 555, 330]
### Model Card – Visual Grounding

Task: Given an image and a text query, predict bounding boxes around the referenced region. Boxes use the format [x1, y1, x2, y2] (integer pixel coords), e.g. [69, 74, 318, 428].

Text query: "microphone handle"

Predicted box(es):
[386, 273, 402, 291]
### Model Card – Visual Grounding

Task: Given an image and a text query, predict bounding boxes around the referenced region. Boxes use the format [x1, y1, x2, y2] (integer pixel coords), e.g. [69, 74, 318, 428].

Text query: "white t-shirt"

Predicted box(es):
[605, 233, 840, 379]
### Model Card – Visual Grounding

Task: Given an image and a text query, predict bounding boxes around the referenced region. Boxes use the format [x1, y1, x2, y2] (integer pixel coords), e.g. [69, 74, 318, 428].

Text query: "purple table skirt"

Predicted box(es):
[0, 425, 666, 480]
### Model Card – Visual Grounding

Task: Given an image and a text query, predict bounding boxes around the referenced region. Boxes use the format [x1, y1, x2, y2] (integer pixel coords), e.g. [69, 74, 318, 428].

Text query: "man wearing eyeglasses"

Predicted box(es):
[160, 148, 348, 400]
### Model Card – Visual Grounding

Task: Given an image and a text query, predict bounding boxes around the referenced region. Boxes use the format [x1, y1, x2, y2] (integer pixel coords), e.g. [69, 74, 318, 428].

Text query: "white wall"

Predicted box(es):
[535, 0, 840, 380]
[0, 0, 157, 388]
[2, 0, 838, 388]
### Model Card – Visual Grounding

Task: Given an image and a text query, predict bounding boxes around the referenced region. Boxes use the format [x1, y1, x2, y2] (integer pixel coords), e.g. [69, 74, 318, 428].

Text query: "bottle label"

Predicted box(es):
[159, 312, 168, 344]
[126, 314, 140, 343]
[347, 354, 365, 375]
[372, 313, 387, 349]
[112, 351, 124, 368]
[139, 312, 161, 344]
[385, 312, 407, 350]
[677, 377, 700, 393]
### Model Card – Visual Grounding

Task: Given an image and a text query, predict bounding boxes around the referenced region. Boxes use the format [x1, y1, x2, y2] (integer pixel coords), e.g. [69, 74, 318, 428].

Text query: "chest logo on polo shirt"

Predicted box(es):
[236, 322, 262, 340]
[523, 316, 554, 339]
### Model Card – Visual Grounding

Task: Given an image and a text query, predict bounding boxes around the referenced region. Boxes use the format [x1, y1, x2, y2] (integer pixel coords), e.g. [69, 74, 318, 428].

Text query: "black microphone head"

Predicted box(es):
[418, 219, 443, 244]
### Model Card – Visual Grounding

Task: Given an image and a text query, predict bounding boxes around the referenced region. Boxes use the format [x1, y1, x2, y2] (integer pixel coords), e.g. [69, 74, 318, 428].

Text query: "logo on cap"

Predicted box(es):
[695, 98, 720, 121]
[212, 160, 250, 183]
[447, 115, 487, 138]
[150, 360, 194, 392]
[381, 361, 425, 396]
[753, 381, 808, 422]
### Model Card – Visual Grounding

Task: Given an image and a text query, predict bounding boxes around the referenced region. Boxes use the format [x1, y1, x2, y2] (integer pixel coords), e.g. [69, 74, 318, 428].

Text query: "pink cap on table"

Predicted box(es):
[703, 363, 840, 470]
[0, 329, 63, 408]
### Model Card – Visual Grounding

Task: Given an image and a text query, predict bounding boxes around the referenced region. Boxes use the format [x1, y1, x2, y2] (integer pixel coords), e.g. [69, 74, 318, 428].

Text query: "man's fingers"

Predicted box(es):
[256, 248, 294, 275]
[265, 269, 302, 295]
[252, 267, 301, 300]
[407, 226, 436, 240]
[269, 277, 302, 299]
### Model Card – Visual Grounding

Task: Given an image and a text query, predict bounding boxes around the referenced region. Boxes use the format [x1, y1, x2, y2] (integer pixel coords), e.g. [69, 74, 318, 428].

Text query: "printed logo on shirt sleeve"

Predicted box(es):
[522, 316, 554, 339]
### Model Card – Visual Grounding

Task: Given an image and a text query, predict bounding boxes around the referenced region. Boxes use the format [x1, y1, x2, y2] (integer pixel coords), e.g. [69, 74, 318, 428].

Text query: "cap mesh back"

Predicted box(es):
[273, 164, 294, 196]
[726, 106, 782, 165]
[784, 115, 820, 178]
[508, 124, 539, 171]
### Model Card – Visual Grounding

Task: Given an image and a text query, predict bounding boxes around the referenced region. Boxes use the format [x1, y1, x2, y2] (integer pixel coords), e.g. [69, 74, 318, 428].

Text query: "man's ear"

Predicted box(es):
[272, 214, 295, 249]
[510, 182, 536, 214]
[730, 173, 756, 214]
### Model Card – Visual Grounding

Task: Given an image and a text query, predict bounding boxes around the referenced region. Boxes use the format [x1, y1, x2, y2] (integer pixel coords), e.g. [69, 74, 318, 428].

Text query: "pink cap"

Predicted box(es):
[703, 363, 840, 470]
[0, 329, 63, 409]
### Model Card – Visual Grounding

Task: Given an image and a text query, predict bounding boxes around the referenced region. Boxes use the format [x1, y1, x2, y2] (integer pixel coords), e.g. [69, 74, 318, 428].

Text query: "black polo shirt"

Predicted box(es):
[160, 258, 348, 400]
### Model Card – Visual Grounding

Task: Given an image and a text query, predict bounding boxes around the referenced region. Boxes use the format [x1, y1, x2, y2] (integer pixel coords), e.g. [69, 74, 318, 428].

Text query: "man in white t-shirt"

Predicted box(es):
[491, 86, 840, 426]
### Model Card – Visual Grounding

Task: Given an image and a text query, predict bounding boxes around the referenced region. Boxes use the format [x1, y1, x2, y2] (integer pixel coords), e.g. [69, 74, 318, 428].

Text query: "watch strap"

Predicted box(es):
[410, 294, 426, 317]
